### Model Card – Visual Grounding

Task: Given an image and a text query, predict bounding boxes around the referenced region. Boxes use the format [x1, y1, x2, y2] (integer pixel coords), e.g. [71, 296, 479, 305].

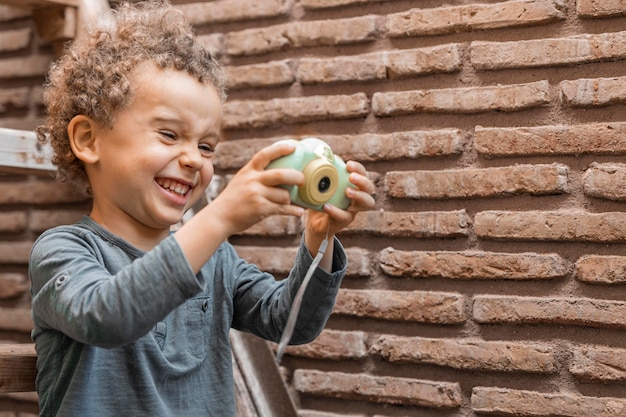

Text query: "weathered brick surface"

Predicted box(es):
[472, 387, 626, 416]
[294, 370, 462, 408]
[561, 76, 626, 107]
[178, 0, 290, 25]
[386, 0, 565, 37]
[372, 81, 550, 116]
[346, 210, 470, 238]
[569, 345, 626, 382]
[575, 255, 626, 284]
[380, 249, 568, 280]
[371, 335, 557, 373]
[386, 164, 569, 199]
[334, 289, 467, 324]
[278, 329, 367, 360]
[3, 0, 626, 415]
[475, 123, 626, 156]
[225, 16, 382, 56]
[222, 93, 369, 129]
[0, 273, 27, 300]
[577, 0, 626, 17]
[582, 162, 626, 200]
[473, 295, 626, 328]
[475, 210, 626, 242]
[471, 31, 626, 69]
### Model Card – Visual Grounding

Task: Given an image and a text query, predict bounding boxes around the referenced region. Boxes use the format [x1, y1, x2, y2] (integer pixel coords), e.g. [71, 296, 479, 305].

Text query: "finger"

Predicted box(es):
[348, 172, 376, 196]
[262, 167, 305, 188]
[346, 160, 367, 176]
[346, 187, 376, 210]
[251, 140, 298, 170]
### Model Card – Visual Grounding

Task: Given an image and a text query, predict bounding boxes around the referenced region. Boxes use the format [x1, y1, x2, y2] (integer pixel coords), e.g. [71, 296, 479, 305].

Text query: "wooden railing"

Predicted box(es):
[0, 344, 36, 393]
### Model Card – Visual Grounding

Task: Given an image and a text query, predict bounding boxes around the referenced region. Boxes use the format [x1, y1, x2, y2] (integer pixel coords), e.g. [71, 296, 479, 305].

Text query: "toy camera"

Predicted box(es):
[266, 137, 353, 211]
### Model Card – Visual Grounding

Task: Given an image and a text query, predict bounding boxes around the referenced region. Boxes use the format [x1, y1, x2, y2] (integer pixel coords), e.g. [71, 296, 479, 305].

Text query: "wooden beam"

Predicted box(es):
[0, 344, 37, 393]
[0, 0, 78, 8]
[0, 127, 55, 174]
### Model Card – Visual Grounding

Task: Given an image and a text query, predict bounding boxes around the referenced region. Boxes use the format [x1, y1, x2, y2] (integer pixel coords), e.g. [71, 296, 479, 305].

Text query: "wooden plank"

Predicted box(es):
[0, 127, 55, 174]
[0, 344, 37, 393]
[0, 0, 78, 8]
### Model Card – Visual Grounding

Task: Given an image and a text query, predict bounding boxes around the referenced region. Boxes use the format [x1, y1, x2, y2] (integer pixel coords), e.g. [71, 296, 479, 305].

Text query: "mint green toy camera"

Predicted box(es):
[266, 137, 353, 211]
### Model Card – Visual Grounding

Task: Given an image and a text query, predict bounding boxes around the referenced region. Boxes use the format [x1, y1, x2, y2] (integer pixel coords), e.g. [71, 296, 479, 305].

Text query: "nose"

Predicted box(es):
[180, 144, 204, 170]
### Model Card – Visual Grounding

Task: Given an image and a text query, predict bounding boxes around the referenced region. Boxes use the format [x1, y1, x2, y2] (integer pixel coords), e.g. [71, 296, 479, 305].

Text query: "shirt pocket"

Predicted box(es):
[186, 296, 212, 358]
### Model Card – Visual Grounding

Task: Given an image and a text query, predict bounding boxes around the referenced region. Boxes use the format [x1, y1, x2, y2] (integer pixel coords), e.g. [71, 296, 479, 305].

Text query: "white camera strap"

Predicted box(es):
[275, 229, 330, 364]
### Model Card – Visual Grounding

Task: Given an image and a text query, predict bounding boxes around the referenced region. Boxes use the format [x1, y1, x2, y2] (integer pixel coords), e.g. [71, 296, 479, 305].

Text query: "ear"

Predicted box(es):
[68, 115, 99, 165]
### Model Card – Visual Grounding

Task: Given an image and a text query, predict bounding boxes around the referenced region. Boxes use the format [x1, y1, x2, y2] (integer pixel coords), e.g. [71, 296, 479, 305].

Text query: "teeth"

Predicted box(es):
[157, 179, 190, 196]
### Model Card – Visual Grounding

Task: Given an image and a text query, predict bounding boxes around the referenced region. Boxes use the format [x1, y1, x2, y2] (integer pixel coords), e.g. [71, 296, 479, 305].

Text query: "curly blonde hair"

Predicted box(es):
[36, 0, 226, 192]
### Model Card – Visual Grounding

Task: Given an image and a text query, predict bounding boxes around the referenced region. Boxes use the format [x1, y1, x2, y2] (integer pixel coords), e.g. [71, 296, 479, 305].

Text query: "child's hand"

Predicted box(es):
[306, 160, 376, 239]
[208, 141, 306, 236]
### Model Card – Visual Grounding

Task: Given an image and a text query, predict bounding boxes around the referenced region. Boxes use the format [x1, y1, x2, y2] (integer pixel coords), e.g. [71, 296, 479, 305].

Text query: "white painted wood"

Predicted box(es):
[0, 127, 54, 174]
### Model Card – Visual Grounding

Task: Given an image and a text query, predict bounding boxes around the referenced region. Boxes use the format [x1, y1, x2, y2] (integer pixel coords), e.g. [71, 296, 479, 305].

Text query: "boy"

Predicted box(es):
[29, 1, 375, 416]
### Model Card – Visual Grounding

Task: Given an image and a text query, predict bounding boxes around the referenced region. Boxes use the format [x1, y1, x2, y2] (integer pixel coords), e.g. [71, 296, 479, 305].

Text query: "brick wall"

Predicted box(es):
[1, 0, 626, 416]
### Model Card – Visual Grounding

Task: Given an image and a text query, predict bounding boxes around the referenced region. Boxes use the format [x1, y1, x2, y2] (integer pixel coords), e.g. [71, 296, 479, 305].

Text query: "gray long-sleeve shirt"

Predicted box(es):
[29, 216, 346, 417]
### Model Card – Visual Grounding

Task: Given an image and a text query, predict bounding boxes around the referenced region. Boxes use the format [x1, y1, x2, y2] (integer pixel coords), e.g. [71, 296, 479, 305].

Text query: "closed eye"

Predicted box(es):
[199, 143, 215, 156]
[160, 130, 176, 140]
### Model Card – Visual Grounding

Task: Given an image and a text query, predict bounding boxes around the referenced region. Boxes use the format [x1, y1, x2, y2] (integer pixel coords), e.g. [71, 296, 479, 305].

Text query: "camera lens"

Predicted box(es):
[318, 176, 331, 193]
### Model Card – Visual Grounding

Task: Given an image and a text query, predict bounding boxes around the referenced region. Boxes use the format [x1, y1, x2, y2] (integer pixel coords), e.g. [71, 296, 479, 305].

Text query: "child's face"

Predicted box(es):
[86, 63, 223, 238]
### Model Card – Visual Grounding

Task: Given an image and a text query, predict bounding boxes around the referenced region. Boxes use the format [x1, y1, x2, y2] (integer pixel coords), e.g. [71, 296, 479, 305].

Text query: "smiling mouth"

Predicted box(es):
[156, 178, 191, 196]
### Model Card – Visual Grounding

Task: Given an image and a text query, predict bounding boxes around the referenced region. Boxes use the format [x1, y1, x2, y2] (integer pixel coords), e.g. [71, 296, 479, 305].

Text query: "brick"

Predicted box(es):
[570, 345, 626, 382]
[371, 335, 556, 373]
[235, 245, 372, 278]
[0, 5, 30, 21]
[236, 214, 303, 237]
[0, 307, 32, 332]
[577, 0, 626, 17]
[347, 210, 469, 238]
[386, 44, 462, 79]
[298, 55, 386, 84]
[473, 295, 626, 329]
[0, 273, 27, 300]
[583, 162, 626, 200]
[178, 0, 291, 25]
[0, 28, 31, 53]
[226, 60, 294, 90]
[214, 130, 464, 169]
[0, 55, 53, 79]
[297, 45, 462, 84]
[475, 210, 626, 242]
[0, 241, 33, 264]
[386, 164, 569, 199]
[561, 76, 626, 107]
[0, 88, 29, 112]
[334, 289, 467, 324]
[0, 180, 86, 205]
[322, 129, 465, 161]
[301, 0, 394, 9]
[386, 0, 564, 37]
[222, 93, 369, 129]
[576, 255, 626, 284]
[276, 329, 367, 360]
[225, 16, 381, 56]
[294, 370, 462, 408]
[196, 33, 223, 56]
[372, 81, 550, 116]
[380, 249, 568, 280]
[472, 387, 626, 416]
[298, 411, 365, 417]
[30, 209, 85, 233]
[471, 31, 626, 69]
[0, 212, 27, 233]
[475, 122, 626, 156]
